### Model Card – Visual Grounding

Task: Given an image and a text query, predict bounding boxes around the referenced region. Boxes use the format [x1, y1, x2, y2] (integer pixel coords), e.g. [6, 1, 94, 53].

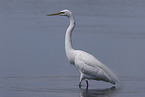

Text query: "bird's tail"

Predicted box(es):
[97, 61, 120, 85]
[104, 66, 119, 85]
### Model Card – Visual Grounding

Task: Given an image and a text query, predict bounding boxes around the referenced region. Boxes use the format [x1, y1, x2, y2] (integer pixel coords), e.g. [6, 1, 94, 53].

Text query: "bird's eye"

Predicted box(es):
[60, 12, 65, 14]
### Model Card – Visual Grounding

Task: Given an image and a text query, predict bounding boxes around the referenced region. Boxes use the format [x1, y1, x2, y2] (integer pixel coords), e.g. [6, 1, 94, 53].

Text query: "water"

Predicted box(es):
[0, 0, 145, 97]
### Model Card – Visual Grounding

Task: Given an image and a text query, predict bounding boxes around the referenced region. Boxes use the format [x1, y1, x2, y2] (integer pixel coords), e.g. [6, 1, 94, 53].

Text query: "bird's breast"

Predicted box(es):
[65, 50, 76, 65]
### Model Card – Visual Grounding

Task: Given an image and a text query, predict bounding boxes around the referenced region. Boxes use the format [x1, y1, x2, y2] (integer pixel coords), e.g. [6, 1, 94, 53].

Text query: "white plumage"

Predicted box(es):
[47, 9, 119, 88]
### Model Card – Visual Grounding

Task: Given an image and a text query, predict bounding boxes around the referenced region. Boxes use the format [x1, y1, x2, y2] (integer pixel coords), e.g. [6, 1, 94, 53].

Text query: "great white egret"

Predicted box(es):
[47, 9, 119, 88]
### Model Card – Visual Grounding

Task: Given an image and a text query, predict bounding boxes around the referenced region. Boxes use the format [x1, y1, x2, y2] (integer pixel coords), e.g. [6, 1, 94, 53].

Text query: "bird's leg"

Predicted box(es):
[86, 80, 89, 89]
[79, 78, 83, 88]
[79, 73, 83, 88]
[79, 81, 82, 88]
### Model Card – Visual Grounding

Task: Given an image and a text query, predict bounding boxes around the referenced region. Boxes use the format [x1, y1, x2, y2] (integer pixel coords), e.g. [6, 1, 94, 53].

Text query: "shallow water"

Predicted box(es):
[1, 75, 145, 97]
[0, 0, 145, 97]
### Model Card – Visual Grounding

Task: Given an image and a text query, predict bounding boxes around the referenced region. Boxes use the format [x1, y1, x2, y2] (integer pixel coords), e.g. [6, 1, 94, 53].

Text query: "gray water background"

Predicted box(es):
[0, 0, 145, 97]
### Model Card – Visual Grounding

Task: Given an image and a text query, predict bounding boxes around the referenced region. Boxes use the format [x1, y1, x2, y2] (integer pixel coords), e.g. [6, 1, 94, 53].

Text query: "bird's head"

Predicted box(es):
[46, 9, 72, 18]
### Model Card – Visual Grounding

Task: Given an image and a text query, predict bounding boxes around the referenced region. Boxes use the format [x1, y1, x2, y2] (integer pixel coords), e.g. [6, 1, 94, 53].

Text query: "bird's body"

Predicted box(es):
[47, 9, 119, 88]
[74, 50, 117, 83]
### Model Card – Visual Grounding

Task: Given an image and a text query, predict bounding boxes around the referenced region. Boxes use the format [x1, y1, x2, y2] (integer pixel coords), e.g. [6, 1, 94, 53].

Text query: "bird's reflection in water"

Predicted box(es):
[80, 86, 116, 97]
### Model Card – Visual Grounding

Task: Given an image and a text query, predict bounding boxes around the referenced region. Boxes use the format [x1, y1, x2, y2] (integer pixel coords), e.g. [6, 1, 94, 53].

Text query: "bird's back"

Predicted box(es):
[74, 50, 119, 84]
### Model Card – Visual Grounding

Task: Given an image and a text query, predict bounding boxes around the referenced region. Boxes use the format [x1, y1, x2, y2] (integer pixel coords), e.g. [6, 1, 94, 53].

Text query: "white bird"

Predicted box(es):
[47, 9, 119, 88]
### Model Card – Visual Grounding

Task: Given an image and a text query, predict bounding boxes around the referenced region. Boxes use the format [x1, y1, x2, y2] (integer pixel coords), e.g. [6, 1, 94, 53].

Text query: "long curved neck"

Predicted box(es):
[65, 15, 75, 64]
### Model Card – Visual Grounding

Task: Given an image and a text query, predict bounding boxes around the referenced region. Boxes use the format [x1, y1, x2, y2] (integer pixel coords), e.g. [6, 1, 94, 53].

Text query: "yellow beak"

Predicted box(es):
[46, 12, 63, 16]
